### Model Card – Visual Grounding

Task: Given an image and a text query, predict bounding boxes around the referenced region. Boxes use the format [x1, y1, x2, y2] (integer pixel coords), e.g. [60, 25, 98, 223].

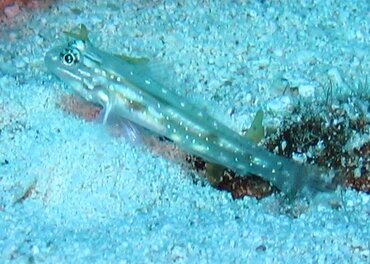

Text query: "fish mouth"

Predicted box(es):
[44, 46, 64, 74]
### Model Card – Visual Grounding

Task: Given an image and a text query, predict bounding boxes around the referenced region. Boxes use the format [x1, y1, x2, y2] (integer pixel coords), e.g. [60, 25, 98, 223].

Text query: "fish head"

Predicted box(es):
[45, 39, 108, 106]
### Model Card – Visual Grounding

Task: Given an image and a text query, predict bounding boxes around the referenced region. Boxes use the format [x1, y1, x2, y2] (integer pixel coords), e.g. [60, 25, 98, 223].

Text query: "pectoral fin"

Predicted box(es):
[101, 99, 113, 125]
[99, 103, 145, 144]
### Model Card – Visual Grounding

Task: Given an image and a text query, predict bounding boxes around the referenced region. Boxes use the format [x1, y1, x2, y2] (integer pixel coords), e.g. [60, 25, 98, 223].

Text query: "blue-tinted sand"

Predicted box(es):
[0, 1, 369, 263]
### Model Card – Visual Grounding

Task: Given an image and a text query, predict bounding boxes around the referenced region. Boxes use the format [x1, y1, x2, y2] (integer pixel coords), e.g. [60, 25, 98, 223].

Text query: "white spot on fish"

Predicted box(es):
[171, 134, 181, 142]
[193, 144, 205, 152]
[145, 79, 151, 85]
[252, 157, 261, 165]
[78, 69, 91, 77]
[237, 164, 246, 170]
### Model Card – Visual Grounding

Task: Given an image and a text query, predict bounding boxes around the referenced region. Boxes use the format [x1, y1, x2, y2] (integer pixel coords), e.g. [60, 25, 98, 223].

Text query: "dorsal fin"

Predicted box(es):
[64, 24, 149, 64]
[243, 110, 264, 144]
[63, 24, 90, 41]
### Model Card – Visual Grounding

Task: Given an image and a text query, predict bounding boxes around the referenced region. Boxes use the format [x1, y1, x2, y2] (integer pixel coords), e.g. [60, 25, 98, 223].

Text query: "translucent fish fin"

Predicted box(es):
[98, 105, 145, 144]
[63, 24, 90, 41]
[205, 163, 226, 186]
[119, 119, 146, 144]
[143, 60, 179, 88]
[125, 56, 180, 92]
[113, 52, 173, 87]
[102, 99, 113, 125]
[242, 110, 265, 144]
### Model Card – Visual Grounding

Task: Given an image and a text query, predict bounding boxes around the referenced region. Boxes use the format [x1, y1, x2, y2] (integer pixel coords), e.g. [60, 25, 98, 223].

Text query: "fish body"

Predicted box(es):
[45, 26, 337, 196]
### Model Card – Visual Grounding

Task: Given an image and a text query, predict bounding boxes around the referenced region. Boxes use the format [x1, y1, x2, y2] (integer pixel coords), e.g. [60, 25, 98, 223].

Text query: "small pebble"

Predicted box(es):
[266, 95, 296, 115]
[31, 245, 39, 255]
[4, 3, 20, 18]
[255, 244, 266, 252]
[273, 48, 283, 57]
[298, 83, 316, 98]
[9, 32, 18, 41]
[327, 67, 343, 86]
[362, 249, 370, 257]
[361, 194, 369, 204]
[15, 59, 26, 68]
[35, 35, 44, 45]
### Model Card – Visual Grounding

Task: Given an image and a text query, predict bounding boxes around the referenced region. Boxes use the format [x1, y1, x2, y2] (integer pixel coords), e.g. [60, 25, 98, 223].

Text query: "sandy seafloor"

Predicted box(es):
[0, 0, 370, 263]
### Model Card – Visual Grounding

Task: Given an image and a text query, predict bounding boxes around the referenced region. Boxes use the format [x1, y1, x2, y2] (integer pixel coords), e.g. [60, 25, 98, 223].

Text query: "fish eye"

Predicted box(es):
[63, 53, 75, 65]
[60, 48, 80, 66]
